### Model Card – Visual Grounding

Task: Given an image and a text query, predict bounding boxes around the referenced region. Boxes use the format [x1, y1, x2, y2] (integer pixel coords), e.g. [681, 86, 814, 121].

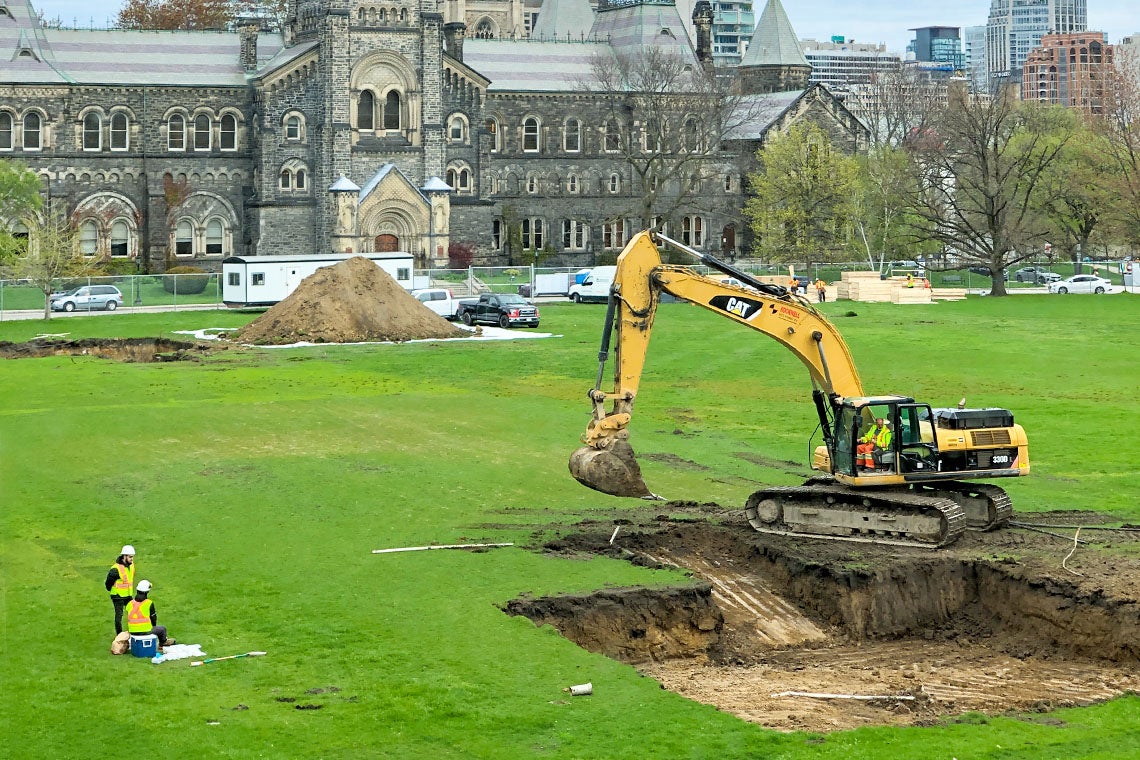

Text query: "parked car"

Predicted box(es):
[967, 266, 1009, 281]
[1013, 267, 1061, 284]
[456, 293, 540, 328]
[1048, 275, 1113, 294]
[49, 285, 124, 312]
[412, 288, 459, 320]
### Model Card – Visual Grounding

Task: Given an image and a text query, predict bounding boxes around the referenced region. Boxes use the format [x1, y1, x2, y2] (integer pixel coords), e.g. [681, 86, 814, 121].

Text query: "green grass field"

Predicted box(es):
[2, 295, 1139, 759]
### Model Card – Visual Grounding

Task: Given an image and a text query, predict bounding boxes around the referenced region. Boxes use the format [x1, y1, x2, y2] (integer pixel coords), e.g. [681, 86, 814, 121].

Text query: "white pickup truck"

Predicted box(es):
[412, 288, 459, 320]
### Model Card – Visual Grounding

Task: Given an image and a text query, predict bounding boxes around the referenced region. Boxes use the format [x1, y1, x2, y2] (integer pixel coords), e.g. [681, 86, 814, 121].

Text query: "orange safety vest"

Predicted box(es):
[125, 599, 154, 634]
[111, 562, 134, 598]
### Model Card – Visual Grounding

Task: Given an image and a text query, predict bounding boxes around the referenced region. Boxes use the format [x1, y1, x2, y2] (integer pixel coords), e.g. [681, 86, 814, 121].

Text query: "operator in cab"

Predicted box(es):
[857, 417, 892, 472]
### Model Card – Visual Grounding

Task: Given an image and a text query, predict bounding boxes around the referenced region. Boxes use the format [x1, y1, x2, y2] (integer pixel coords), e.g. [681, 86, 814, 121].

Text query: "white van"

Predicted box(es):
[567, 266, 616, 303]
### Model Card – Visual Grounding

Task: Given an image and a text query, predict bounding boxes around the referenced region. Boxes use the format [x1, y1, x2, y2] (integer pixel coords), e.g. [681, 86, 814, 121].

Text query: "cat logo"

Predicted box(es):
[710, 294, 762, 320]
[725, 297, 753, 319]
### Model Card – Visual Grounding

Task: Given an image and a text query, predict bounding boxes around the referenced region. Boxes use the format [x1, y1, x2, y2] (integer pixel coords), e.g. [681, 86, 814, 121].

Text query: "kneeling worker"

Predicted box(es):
[124, 580, 175, 649]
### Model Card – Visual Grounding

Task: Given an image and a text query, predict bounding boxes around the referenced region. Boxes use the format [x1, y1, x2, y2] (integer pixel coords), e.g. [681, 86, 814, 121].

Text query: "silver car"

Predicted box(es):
[1047, 275, 1112, 294]
[50, 285, 124, 311]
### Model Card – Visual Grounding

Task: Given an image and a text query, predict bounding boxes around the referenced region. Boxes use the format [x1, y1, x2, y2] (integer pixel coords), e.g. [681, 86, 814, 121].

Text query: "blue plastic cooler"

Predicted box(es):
[130, 634, 158, 658]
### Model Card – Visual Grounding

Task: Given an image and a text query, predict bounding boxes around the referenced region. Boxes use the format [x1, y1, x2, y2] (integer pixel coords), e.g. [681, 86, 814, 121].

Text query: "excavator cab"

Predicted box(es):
[827, 397, 938, 482]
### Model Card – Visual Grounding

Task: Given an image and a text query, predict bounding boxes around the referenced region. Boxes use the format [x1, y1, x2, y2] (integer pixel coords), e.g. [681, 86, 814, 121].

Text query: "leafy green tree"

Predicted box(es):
[900, 89, 1074, 296]
[0, 160, 43, 260]
[1096, 52, 1140, 253]
[1032, 120, 1117, 275]
[745, 123, 858, 274]
[850, 146, 920, 270]
[4, 211, 94, 320]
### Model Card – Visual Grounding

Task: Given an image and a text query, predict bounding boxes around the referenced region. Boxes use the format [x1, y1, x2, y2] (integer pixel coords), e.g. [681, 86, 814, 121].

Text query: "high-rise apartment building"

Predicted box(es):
[1022, 31, 1112, 112]
[963, 25, 988, 92]
[985, 0, 1086, 85]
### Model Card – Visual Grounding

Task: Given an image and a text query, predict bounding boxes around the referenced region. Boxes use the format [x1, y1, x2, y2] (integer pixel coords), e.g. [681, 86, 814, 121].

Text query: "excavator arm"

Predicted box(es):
[570, 231, 865, 498]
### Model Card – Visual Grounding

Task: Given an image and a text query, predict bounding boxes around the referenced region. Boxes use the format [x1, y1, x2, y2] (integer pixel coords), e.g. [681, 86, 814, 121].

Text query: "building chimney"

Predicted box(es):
[240, 24, 259, 71]
[693, 1, 714, 65]
[444, 21, 466, 61]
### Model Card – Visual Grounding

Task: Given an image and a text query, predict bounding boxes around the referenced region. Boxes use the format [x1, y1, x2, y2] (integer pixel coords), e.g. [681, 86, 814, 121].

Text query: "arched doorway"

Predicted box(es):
[375, 233, 399, 252]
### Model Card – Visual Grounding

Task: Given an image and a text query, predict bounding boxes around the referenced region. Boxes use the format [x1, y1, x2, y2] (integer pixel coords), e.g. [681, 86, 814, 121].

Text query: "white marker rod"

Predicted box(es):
[372, 542, 514, 554]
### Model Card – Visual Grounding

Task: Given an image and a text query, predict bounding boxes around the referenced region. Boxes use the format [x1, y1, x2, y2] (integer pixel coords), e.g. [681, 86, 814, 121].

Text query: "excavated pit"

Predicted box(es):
[508, 509, 1140, 732]
[0, 337, 207, 362]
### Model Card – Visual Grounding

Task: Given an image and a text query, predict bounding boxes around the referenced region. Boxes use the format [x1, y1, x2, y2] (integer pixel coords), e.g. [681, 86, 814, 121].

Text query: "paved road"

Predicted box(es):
[0, 303, 223, 323]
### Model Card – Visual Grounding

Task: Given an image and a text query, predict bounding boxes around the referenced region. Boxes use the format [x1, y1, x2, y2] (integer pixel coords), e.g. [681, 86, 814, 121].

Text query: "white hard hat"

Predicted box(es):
[121, 545, 136, 556]
[137, 580, 152, 593]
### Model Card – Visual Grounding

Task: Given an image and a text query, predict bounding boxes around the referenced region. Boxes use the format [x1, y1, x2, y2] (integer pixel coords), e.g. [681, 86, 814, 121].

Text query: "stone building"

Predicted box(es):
[0, 0, 867, 271]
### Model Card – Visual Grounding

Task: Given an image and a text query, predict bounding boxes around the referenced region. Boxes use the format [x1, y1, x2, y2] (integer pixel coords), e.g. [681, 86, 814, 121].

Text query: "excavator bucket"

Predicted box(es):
[568, 441, 654, 498]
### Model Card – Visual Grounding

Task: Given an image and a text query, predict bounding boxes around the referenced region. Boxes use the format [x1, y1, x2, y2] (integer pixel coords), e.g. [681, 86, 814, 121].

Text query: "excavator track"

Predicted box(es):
[744, 484, 968, 549]
[912, 481, 1013, 531]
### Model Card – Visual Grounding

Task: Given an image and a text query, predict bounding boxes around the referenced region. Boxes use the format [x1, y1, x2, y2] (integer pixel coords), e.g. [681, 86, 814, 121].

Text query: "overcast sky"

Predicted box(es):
[29, 0, 1138, 56]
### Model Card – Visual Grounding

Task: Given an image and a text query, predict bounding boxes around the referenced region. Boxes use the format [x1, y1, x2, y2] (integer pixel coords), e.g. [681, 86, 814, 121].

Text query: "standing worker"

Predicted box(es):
[787, 276, 799, 295]
[124, 580, 175, 649]
[906, 274, 915, 288]
[814, 278, 827, 303]
[106, 545, 136, 635]
[857, 418, 892, 472]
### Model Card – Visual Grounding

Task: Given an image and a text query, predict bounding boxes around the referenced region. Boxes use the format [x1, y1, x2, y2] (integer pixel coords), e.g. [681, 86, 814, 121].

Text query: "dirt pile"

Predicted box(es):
[233, 257, 468, 345]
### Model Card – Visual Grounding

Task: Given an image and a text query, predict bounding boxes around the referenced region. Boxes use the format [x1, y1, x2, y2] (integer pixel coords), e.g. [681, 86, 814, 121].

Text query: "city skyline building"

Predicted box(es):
[985, 0, 1087, 85]
[908, 26, 965, 69]
[1022, 31, 1112, 112]
[674, 0, 755, 65]
[963, 24, 988, 92]
[800, 38, 901, 91]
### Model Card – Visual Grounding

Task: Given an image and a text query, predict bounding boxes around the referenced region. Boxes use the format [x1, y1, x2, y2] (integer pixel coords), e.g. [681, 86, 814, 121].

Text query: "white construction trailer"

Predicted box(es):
[221, 252, 414, 307]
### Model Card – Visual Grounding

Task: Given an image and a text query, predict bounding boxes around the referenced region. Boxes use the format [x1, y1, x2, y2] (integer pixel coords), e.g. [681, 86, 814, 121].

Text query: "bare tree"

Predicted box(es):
[4, 210, 94, 320]
[900, 87, 1074, 296]
[855, 63, 947, 149]
[580, 48, 756, 236]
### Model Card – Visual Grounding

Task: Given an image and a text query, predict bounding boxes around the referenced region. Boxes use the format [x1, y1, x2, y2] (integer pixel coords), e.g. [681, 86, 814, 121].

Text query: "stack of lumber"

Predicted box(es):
[930, 288, 968, 302]
[891, 283, 933, 304]
[835, 271, 935, 304]
[835, 271, 892, 302]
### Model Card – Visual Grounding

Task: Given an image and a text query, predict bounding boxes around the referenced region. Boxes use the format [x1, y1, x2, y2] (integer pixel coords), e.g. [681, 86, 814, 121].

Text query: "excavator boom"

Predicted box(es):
[570, 231, 863, 498]
[569, 231, 1029, 547]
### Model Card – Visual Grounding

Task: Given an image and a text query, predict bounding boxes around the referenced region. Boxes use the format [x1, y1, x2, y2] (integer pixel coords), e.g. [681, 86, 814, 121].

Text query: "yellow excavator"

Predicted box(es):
[568, 232, 1030, 548]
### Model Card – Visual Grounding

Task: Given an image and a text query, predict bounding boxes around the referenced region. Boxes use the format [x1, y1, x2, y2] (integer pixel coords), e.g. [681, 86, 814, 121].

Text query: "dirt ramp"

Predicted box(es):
[234, 257, 468, 345]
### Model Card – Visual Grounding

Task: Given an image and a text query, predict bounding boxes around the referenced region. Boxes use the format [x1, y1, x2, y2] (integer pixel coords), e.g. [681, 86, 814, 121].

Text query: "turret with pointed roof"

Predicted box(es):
[738, 0, 810, 94]
[531, 0, 595, 40]
[588, 0, 697, 60]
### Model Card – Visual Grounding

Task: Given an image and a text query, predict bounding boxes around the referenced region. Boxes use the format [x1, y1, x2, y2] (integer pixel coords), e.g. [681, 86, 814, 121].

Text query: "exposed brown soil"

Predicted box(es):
[0, 337, 208, 362]
[232, 257, 468, 345]
[509, 505, 1140, 732]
